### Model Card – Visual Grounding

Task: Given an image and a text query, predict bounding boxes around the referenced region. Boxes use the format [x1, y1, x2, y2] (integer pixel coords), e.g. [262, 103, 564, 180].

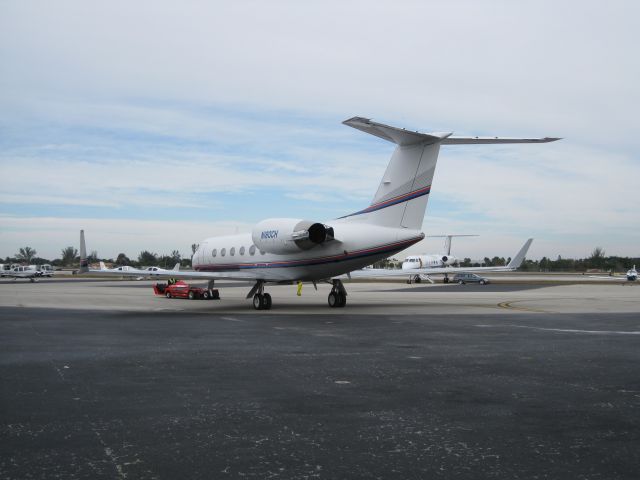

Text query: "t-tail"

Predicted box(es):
[339, 117, 560, 230]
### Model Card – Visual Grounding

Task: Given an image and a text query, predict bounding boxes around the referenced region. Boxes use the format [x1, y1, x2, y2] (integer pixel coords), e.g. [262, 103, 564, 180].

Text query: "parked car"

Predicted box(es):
[153, 281, 219, 300]
[452, 273, 490, 285]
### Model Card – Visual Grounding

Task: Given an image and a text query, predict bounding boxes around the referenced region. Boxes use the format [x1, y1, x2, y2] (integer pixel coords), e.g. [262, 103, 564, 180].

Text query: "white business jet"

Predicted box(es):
[403, 234, 478, 283]
[79, 116, 559, 309]
[402, 237, 532, 284]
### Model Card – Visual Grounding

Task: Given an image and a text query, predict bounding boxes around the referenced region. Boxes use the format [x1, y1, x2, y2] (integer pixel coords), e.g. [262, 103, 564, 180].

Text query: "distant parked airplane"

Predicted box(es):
[79, 116, 559, 309]
[99, 262, 144, 274]
[4, 265, 41, 282]
[402, 234, 478, 283]
[591, 266, 638, 282]
[353, 239, 533, 282]
[143, 263, 181, 276]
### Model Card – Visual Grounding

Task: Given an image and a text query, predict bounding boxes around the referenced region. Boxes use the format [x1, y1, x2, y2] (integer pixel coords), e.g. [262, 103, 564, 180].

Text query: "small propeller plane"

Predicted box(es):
[79, 116, 559, 309]
[4, 265, 42, 282]
[143, 263, 181, 276]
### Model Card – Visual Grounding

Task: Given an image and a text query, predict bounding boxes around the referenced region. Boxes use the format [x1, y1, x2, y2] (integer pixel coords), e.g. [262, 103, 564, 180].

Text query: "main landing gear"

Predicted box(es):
[247, 280, 272, 310]
[246, 279, 348, 310]
[327, 279, 347, 308]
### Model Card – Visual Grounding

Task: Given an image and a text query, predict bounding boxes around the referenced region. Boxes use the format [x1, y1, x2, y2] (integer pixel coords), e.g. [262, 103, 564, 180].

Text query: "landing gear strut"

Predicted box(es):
[328, 279, 347, 308]
[247, 280, 272, 310]
[207, 279, 216, 299]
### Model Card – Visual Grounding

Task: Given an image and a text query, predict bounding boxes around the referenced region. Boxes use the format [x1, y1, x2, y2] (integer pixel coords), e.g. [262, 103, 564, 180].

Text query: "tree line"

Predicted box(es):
[3, 246, 194, 268]
[5, 245, 638, 273]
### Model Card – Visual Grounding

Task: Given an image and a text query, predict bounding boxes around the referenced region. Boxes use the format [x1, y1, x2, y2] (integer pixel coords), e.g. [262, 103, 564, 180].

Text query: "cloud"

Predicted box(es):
[1, 0, 639, 258]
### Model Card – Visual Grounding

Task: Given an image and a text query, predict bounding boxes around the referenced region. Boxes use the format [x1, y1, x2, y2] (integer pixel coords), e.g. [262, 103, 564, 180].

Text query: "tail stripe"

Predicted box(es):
[339, 185, 431, 219]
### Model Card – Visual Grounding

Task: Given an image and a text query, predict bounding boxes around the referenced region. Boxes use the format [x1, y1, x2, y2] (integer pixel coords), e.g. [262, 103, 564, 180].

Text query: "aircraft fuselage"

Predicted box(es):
[192, 223, 424, 282]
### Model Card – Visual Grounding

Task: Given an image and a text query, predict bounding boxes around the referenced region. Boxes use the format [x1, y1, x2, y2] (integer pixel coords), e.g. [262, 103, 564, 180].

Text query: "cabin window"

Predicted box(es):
[230, 247, 235, 256]
[212, 249, 217, 257]
[249, 245, 256, 256]
[240, 246, 245, 255]
[221, 248, 226, 257]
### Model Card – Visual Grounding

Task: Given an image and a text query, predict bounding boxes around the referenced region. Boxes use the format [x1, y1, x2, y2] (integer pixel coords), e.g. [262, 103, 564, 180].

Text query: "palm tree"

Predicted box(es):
[61, 246, 78, 266]
[16, 246, 37, 263]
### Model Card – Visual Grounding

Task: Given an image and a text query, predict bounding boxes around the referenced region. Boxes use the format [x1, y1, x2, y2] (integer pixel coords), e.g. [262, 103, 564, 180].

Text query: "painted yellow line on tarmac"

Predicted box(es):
[497, 300, 548, 313]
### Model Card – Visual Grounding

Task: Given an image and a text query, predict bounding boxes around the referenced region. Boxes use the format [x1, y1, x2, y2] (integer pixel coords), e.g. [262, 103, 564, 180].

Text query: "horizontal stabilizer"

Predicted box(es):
[442, 137, 561, 145]
[344, 117, 560, 146]
[343, 117, 451, 146]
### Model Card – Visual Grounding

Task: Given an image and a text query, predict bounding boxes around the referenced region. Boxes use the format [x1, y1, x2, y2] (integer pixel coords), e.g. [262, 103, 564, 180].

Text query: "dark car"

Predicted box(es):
[452, 273, 490, 285]
[153, 281, 219, 300]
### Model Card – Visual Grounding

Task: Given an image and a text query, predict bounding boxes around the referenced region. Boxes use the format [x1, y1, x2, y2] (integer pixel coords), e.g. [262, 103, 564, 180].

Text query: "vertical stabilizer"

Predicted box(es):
[339, 117, 449, 230]
[507, 238, 533, 269]
[79, 230, 89, 273]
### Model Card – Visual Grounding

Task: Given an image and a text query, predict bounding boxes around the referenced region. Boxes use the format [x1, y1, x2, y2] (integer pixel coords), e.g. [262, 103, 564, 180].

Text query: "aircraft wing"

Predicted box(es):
[587, 275, 628, 281]
[84, 267, 262, 281]
[347, 238, 533, 279]
[441, 136, 560, 145]
[347, 264, 518, 279]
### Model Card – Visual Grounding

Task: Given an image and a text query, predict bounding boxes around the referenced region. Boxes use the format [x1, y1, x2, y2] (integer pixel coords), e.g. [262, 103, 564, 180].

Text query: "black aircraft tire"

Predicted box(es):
[253, 294, 263, 310]
[328, 292, 338, 308]
[337, 292, 347, 307]
[263, 293, 272, 310]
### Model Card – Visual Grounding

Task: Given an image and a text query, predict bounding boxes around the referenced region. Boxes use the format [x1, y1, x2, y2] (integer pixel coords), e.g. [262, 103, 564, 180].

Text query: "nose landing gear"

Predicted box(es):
[327, 279, 347, 308]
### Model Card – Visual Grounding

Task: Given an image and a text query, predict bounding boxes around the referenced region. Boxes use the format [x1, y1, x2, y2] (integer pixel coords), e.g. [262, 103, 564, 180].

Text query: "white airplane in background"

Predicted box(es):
[591, 266, 638, 282]
[403, 234, 478, 283]
[4, 265, 41, 282]
[79, 116, 559, 309]
[402, 238, 533, 284]
[99, 262, 144, 274]
[143, 263, 181, 276]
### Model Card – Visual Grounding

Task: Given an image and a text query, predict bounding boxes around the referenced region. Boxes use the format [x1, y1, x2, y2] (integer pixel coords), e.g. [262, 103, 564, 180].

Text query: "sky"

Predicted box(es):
[1, 0, 639, 261]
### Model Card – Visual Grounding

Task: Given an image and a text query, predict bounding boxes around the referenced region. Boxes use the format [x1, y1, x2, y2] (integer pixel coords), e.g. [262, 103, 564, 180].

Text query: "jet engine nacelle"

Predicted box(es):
[252, 218, 335, 255]
[441, 255, 458, 266]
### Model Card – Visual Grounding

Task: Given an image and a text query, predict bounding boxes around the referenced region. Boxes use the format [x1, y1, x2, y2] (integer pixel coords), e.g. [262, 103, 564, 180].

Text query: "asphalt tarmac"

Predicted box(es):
[1, 294, 640, 479]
